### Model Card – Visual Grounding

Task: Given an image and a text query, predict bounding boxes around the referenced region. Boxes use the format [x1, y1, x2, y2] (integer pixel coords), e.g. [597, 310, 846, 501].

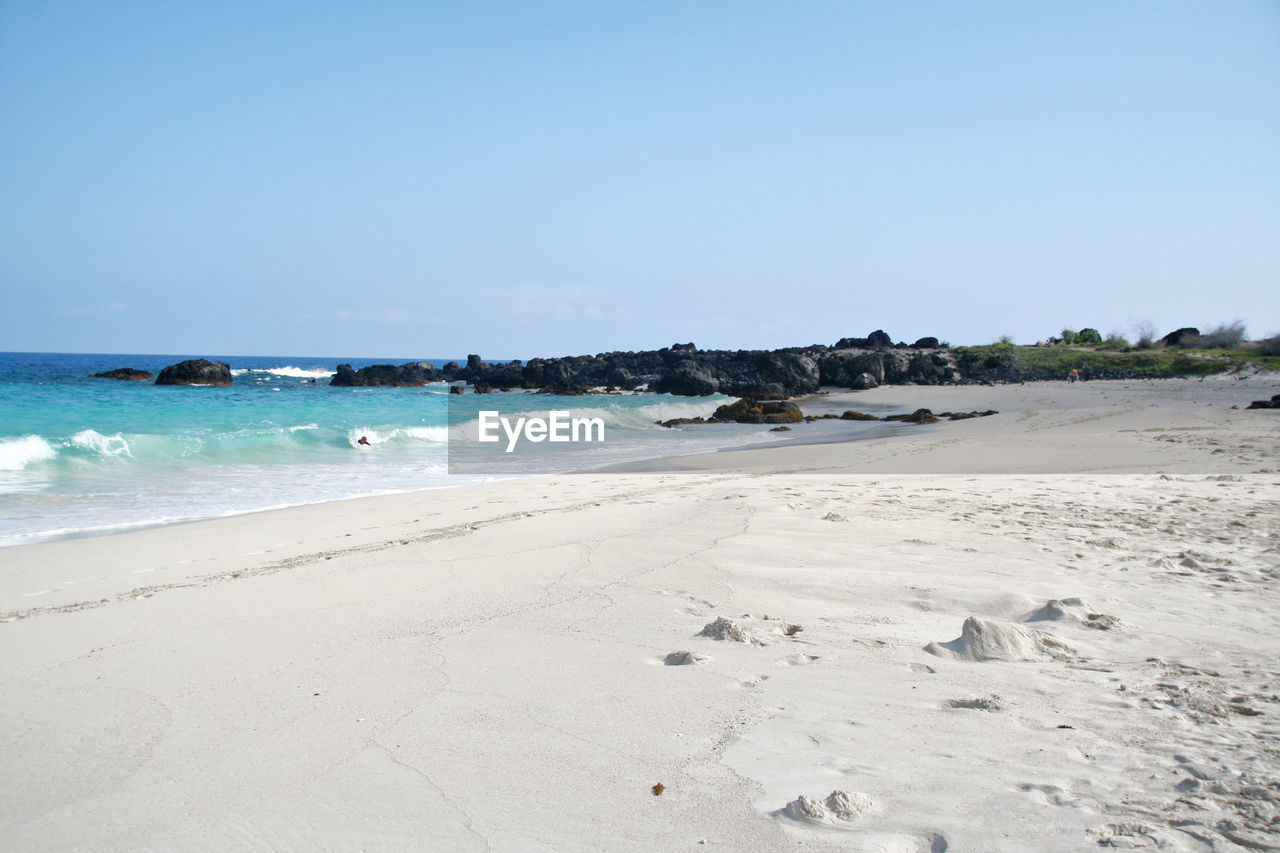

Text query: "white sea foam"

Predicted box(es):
[0, 435, 57, 471]
[230, 365, 335, 379]
[70, 429, 133, 460]
[347, 426, 449, 447]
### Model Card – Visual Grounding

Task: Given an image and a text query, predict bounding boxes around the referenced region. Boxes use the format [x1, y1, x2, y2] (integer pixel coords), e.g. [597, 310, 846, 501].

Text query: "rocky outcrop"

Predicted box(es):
[883, 408, 940, 424]
[817, 346, 957, 388]
[327, 331, 958, 396]
[818, 351, 884, 386]
[1246, 394, 1280, 410]
[1161, 327, 1200, 347]
[92, 368, 154, 381]
[659, 398, 803, 426]
[939, 409, 999, 420]
[332, 362, 439, 387]
[710, 398, 803, 424]
[652, 359, 720, 396]
[834, 329, 893, 349]
[663, 403, 997, 428]
[155, 359, 232, 386]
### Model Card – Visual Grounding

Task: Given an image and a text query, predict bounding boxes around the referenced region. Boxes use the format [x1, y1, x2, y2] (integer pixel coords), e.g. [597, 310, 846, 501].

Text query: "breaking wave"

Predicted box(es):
[0, 435, 57, 471]
[231, 365, 335, 379]
[346, 425, 449, 448]
[0, 423, 453, 474]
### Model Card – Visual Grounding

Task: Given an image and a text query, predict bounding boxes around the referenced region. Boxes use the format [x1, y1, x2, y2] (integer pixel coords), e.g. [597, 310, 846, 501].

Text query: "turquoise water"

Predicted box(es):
[0, 352, 778, 545]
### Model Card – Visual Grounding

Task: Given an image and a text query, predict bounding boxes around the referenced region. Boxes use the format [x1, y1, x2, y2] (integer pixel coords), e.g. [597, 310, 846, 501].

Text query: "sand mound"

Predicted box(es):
[780, 790, 877, 824]
[1025, 598, 1122, 630]
[663, 651, 707, 666]
[925, 617, 1071, 661]
[697, 616, 763, 645]
[1025, 597, 1089, 622]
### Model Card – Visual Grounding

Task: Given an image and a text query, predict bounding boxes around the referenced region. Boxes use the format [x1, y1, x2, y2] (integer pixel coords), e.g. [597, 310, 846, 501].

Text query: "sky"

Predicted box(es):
[1, 1, 1277, 360]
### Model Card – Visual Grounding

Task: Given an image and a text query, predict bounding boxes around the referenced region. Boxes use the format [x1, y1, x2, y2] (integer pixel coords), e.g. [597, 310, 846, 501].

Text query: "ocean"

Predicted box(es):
[0, 352, 901, 546]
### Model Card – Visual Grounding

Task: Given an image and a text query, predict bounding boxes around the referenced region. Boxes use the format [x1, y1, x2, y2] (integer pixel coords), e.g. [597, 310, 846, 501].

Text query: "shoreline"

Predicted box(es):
[7, 375, 1276, 619]
[5, 375, 1276, 553]
[5, 366, 1276, 548]
[3, 378, 1278, 849]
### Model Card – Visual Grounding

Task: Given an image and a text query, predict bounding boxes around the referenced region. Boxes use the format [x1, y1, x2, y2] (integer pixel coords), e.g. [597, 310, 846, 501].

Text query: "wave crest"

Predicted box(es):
[231, 365, 335, 379]
[347, 426, 449, 447]
[70, 429, 133, 460]
[0, 435, 57, 471]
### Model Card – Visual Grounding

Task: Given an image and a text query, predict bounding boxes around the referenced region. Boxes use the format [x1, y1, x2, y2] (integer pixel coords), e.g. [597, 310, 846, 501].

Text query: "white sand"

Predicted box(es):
[2, 378, 1278, 851]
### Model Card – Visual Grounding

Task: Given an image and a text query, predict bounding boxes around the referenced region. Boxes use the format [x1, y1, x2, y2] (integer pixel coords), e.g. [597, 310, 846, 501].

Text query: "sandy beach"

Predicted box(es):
[2, 378, 1278, 851]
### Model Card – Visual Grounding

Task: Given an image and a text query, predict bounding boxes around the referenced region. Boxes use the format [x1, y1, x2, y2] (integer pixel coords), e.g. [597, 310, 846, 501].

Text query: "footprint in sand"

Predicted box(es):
[946, 696, 1003, 711]
[863, 834, 949, 853]
[661, 589, 715, 613]
[777, 653, 819, 667]
[778, 797, 952, 850]
[1018, 782, 1080, 806]
[1089, 823, 1163, 848]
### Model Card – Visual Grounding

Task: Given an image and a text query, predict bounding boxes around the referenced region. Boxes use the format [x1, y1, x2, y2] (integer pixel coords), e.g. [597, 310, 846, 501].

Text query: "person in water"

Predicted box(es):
[357, 435, 370, 446]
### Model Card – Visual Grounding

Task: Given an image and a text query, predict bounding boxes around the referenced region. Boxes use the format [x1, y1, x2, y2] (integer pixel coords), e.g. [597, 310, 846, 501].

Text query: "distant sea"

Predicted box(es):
[1, 352, 877, 546]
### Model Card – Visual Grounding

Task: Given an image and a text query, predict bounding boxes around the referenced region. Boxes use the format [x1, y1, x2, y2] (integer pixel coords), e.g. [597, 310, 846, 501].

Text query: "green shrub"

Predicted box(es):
[1103, 332, 1130, 349]
[1197, 321, 1247, 350]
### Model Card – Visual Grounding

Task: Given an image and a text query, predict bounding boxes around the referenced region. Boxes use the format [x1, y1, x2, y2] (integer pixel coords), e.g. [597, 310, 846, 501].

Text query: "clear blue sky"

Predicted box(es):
[2, 1, 1277, 359]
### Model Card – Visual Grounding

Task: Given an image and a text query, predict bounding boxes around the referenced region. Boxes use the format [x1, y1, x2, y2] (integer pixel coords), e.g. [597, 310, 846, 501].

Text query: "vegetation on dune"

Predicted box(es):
[954, 321, 1280, 381]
